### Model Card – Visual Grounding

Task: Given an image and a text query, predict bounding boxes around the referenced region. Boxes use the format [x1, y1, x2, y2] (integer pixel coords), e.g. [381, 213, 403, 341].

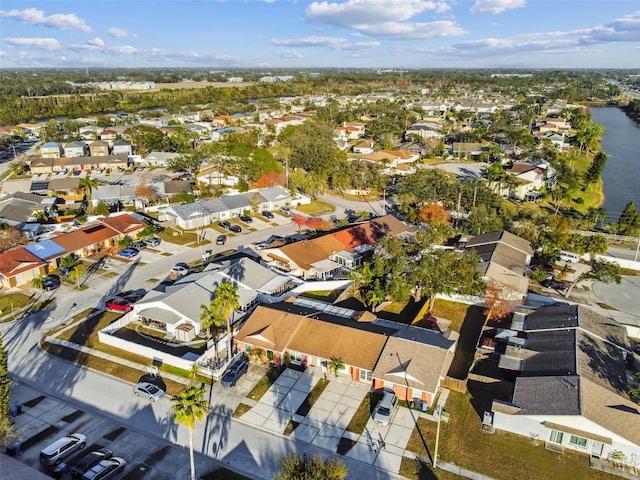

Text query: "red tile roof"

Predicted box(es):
[0, 248, 45, 278]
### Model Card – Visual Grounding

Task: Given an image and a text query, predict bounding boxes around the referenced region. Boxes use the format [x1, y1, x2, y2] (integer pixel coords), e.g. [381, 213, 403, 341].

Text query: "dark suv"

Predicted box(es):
[229, 225, 242, 233]
[71, 448, 113, 478]
[261, 210, 274, 219]
[219, 221, 231, 230]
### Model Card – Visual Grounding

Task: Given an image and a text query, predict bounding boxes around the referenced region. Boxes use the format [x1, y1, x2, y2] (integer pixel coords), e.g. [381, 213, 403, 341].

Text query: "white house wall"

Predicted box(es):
[493, 412, 640, 462]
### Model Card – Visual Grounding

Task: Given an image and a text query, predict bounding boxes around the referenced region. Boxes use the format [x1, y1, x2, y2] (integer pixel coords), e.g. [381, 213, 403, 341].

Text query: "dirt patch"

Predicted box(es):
[103, 426, 126, 442]
[337, 437, 357, 455]
[61, 409, 84, 423]
[22, 395, 46, 408]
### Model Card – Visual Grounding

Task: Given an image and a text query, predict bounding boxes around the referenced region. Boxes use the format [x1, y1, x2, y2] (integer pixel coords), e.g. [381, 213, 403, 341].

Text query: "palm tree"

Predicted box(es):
[79, 176, 99, 198]
[329, 356, 345, 377]
[68, 263, 86, 289]
[172, 385, 209, 480]
[33, 210, 48, 223]
[211, 282, 239, 362]
[199, 302, 225, 361]
[31, 275, 45, 303]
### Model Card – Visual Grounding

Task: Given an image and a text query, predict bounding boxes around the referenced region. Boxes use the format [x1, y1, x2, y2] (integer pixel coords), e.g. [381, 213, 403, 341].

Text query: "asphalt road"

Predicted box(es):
[1, 203, 405, 480]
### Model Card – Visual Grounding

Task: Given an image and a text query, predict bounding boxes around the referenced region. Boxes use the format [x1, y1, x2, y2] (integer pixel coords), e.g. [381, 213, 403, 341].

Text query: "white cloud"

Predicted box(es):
[306, 0, 448, 27]
[270, 36, 345, 47]
[470, 0, 526, 14]
[107, 27, 137, 38]
[269, 36, 379, 50]
[0, 8, 91, 32]
[3, 37, 61, 51]
[87, 37, 105, 47]
[357, 20, 465, 38]
[304, 0, 461, 40]
[274, 49, 303, 59]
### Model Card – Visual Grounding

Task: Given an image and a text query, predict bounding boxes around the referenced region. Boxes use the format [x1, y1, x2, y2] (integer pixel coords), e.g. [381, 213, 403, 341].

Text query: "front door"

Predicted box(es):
[591, 442, 604, 458]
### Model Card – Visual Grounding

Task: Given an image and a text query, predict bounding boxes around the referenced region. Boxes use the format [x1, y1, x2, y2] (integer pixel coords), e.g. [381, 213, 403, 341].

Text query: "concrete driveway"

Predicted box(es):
[236, 367, 418, 476]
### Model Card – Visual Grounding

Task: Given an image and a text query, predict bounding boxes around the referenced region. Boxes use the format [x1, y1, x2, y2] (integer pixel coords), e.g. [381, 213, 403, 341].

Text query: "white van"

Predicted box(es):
[559, 250, 580, 263]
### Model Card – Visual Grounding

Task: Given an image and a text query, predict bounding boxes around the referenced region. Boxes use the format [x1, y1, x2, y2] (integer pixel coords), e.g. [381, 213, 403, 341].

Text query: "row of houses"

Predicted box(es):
[40, 139, 133, 159]
[0, 213, 144, 289]
[30, 154, 129, 174]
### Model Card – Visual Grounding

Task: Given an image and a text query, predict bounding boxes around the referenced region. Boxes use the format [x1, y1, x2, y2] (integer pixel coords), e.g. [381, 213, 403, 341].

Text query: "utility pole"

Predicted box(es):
[433, 403, 442, 469]
[472, 186, 478, 207]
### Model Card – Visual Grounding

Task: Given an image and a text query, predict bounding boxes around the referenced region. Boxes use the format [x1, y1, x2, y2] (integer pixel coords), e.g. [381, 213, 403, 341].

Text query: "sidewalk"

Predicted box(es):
[43, 335, 190, 386]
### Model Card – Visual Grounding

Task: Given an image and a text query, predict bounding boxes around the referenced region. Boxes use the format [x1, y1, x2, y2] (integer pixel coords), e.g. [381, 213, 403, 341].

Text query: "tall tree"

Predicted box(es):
[199, 302, 225, 361]
[79, 176, 99, 198]
[564, 259, 622, 297]
[273, 452, 348, 480]
[618, 202, 640, 236]
[172, 385, 209, 480]
[211, 282, 240, 361]
[0, 332, 13, 447]
[68, 263, 86, 289]
[583, 151, 607, 188]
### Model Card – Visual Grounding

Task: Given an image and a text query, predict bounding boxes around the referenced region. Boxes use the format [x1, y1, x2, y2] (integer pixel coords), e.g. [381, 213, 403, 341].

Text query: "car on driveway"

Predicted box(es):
[229, 225, 242, 233]
[105, 298, 133, 312]
[541, 279, 570, 292]
[261, 210, 274, 219]
[71, 447, 113, 478]
[280, 206, 292, 215]
[145, 236, 161, 247]
[130, 241, 147, 251]
[120, 289, 146, 303]
[221, 357, 249, 387]
[43, 275, 61, 291]
[239, 215, 253, 223]
[216, 234, 227, 245]
[372, 390, 398, 426]
[133, 382, 165, 401]
[170, 263, 190, 277]
[81, 456, 126, 480]
[219, 221, 231, 230]
[117, 248, 138, 258]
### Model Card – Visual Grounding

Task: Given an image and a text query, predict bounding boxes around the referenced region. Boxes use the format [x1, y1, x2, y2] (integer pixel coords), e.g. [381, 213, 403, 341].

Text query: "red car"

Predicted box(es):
[105, 298, 133, 312]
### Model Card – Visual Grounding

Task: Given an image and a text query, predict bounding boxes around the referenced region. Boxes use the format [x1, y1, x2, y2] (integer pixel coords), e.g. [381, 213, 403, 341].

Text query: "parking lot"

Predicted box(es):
[7, 381, 220, 479]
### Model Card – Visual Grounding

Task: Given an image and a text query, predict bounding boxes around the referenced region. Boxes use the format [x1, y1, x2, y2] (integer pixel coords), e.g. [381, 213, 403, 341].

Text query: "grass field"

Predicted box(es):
[295, 199, 335, 216]
[400, 390, 616, 480]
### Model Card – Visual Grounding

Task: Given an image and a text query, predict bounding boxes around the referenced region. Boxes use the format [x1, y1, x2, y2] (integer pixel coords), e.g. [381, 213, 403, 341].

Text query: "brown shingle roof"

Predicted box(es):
[235, 306, 303, 352]
[372, 336, 454, 393]
[288, 317, 388, 371]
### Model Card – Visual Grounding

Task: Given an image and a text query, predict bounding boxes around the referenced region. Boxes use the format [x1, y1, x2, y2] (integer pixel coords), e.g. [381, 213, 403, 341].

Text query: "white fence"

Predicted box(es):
[595, 254, 640, 272]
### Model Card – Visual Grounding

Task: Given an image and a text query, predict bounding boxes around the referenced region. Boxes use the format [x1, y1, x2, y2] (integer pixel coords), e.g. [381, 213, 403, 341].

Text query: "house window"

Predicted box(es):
[289, 351, 302, 364]
[359, 369, 372, 382]
[549, 430, 564, 444]
[569, 435, 587, 448]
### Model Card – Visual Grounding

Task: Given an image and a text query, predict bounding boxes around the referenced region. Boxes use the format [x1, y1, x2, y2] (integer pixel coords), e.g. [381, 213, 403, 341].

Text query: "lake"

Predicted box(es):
[590, 106, 640, 222]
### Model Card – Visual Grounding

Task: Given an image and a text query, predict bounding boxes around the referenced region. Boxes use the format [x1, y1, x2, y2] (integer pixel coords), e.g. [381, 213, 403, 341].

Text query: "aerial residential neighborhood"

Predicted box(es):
[1, 21, 640, 480]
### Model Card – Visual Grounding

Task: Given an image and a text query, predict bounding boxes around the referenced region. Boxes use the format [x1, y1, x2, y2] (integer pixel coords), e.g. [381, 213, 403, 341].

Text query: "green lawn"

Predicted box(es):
[431, 299, 484, 333]
[246, 365, 285, 401]
[157, 227, 198, 245]
[295, 200, 335, 216]
[402, 390, 616, 480]
[299, 290, 344, 303]
[0, 292, 34, 316]
[346, 391, 380, 434]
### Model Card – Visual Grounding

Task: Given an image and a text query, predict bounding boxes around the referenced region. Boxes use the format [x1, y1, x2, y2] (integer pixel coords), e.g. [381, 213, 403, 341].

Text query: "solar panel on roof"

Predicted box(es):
[84, 224, 106, 234]
[30, 181, 50, 191]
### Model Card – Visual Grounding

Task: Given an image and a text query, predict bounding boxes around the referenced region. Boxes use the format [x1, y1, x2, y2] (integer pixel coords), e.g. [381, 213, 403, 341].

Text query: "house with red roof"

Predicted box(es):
[0, 248, 46, 289]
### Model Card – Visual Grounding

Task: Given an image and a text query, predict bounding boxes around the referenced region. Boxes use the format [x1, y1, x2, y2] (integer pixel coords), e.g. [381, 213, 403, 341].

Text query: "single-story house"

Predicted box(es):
[99, 213, 146, 240]
[259, 215, 412, 280]
[235, 298, 456, 405]
[491, 305, 639, 470]
[0, 192, 57, 226]
[132, 257, 291, 342]
[142, 151, 181, 167]
[0, 247, 47, 289]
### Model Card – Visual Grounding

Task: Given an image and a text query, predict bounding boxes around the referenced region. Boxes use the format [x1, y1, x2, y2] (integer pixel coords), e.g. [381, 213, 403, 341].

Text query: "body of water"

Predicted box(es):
[590, 106, 640, 223]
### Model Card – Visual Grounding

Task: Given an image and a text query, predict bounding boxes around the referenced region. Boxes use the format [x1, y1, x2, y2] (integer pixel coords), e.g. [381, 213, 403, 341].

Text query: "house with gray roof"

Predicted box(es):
[491, 305, 639, 470]
[159, 186, 306, 229]
[63, 141, 88, 158]
[112, 139, 133, 156]
[464, 230, 533, 301]
[131, 257, 292, 344]
[142, 151, 180, 167]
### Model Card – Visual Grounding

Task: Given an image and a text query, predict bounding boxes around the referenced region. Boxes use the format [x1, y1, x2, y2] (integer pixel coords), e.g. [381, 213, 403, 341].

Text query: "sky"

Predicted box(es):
[1, 1, 639, 70]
